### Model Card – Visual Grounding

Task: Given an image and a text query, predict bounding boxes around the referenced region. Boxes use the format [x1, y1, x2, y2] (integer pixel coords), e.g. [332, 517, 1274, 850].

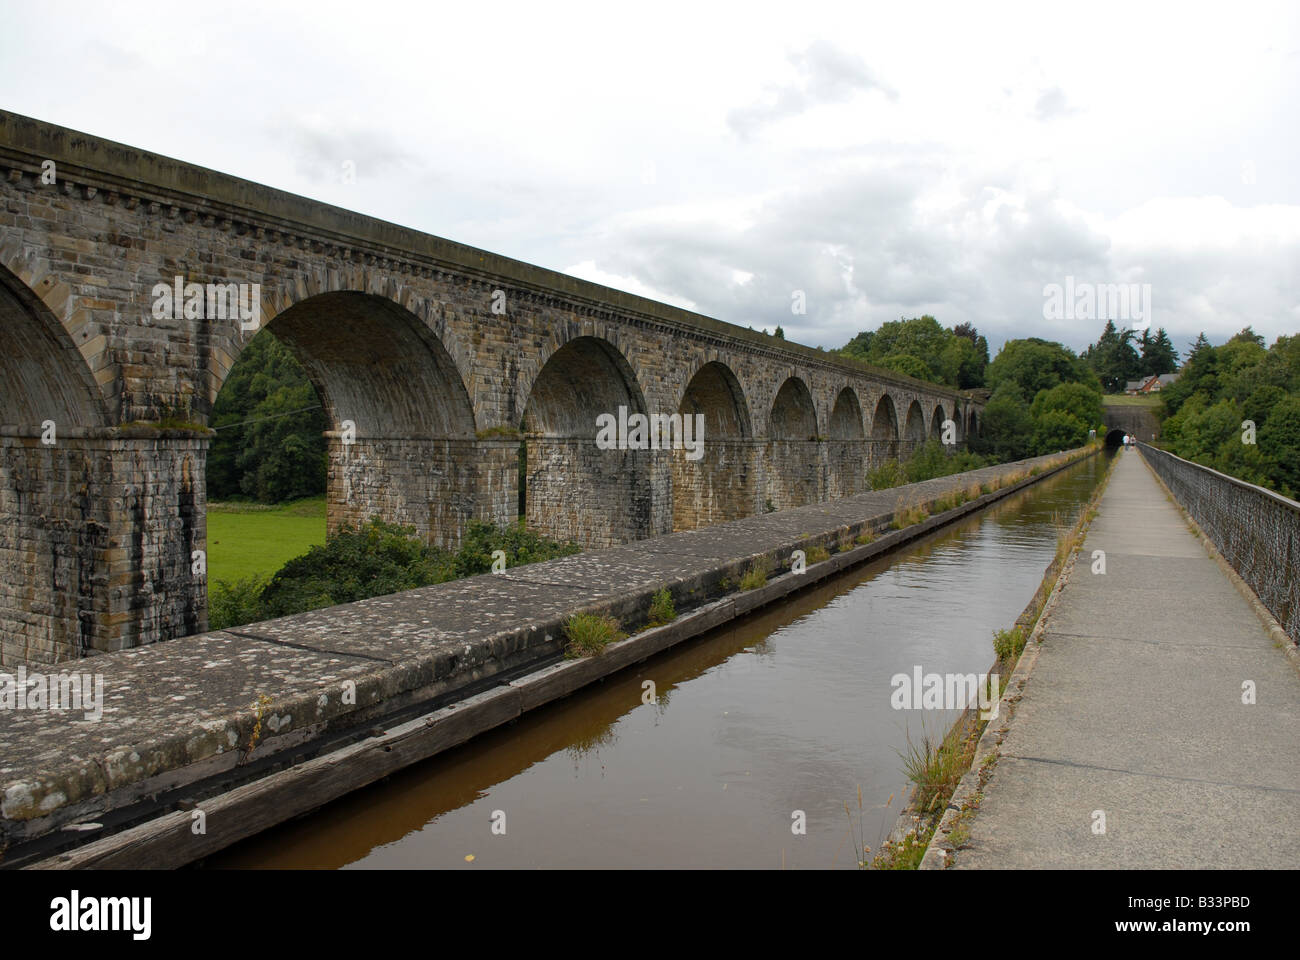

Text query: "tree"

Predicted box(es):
[973, 382, 1033, 462]
[987, 338, 1096, 400]
[773, 326, 785, 339]
[208, 333, 328, 502]
[1260, 396, 1300, 497]
[879, 353, 932, 380]
[1030, 382, 1103, 433]
[1084, 320, 1143, 392]
[1139, 327, 1179, 377]
[1031, 409, 1089, 455]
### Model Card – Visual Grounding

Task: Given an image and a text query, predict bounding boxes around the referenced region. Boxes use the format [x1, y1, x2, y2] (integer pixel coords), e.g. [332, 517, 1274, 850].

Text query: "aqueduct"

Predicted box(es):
[0, 111, 980, 665]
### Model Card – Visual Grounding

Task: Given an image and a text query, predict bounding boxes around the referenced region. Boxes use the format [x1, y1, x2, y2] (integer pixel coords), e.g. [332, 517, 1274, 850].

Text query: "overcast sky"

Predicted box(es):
[2, 0, 1297, 359]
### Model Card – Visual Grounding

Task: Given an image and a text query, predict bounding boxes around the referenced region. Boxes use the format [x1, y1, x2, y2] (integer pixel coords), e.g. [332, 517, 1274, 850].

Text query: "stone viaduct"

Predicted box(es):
[0, 111, 981, 666]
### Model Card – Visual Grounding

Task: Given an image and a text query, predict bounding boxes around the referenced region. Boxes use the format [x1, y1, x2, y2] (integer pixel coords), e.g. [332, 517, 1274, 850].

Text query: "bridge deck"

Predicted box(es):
[952, 449, 1300, 869]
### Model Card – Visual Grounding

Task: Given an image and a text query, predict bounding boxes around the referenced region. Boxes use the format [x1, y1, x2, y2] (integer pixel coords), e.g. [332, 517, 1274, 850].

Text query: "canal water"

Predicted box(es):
[207, 453, 1111, 869]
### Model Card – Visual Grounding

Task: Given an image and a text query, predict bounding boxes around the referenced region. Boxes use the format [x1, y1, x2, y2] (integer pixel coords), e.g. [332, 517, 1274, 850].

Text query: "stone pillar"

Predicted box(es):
[671, 438, 760, 531]
[764, 439, 823, 512]
[326, 435, 518, 549]
[0, 427, 208, 666]
[524, 437, 652, 547]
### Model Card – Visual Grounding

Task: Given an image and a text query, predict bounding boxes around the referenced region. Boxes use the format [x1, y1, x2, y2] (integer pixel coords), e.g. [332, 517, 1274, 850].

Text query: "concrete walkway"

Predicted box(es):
[956, 448, 1300, 869]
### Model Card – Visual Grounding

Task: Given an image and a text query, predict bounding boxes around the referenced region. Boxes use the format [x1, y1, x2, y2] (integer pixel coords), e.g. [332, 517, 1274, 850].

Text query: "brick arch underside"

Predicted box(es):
[828, 387, 867, 499]
[250, 291, 483, 547]
[767, 377, 819, 511]
[0, 267, 200, 664]
[522, 335, 651, 547]
[672, 361, 753, 531]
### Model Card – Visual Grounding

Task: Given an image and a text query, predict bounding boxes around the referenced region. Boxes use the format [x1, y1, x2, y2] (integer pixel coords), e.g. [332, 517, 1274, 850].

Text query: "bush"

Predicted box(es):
[210, 517, 581, 629]
[209, 576, 269, 631]
[450, 519, 581, 578]
[1030, 409, 1089, 456]
[867, 459, 907, 490]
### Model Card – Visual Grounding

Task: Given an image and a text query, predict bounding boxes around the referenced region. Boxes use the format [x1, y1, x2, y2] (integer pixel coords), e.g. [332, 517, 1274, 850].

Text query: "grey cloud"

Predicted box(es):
[728, 40, 899, 138]
[1033, 86, 1077, 121]
[276, 120, 418, 185]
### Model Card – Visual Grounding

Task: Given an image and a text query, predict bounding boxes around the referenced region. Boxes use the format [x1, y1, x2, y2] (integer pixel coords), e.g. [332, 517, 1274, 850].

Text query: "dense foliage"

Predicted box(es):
[974, 338, 1104, 461]
[840, 316, 989, 389]
[208, 333, 328, 502]
[1156, 328, 1300, 497]
[1080, 321, 1179, 393]
[209, 519, 582, 629]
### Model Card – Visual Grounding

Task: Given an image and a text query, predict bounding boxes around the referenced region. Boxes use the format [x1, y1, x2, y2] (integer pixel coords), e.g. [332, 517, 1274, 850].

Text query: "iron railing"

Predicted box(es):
[1139, 442, 1299, 645]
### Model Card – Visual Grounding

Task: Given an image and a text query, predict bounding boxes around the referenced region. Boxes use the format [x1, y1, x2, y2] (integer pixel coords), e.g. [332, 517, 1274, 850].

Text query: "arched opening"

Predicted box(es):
[967, 410, 978, 439]
[257, 291, 476, 540]
[903, 400, 927, 458]
[766, 376, 819, 510]
[930, 405, 946, 440]
[1105, 428, 1127, 449]
[871, 394, 900, 467]
[0, 265, 112, 665]
[203, 291, 482, 627]
[672, 361, 752, 531]
[522, 335, 651, 546]
[828, 387, 867, 498]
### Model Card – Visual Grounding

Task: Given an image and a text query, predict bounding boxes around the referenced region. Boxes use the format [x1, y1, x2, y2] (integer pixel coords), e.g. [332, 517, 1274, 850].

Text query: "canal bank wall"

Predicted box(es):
[2, 446, 1096, 868]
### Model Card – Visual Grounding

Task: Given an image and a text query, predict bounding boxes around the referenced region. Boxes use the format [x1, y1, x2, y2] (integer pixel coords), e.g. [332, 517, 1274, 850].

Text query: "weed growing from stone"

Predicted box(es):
[563, 613, 626, 658]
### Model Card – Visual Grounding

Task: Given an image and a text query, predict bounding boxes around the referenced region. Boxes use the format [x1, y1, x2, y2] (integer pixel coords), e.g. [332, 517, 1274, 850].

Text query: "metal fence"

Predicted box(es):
[1139, 442, 1299, 645]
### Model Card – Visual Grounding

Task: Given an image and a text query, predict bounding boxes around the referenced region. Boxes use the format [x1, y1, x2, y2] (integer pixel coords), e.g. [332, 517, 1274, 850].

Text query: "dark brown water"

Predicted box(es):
[208, 455, 1110, 869]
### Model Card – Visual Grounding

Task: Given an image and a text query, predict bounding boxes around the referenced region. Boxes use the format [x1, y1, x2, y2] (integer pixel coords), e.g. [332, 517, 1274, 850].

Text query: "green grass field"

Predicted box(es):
[1101, 394, 1162, 407]
[206, 496, 326, 584]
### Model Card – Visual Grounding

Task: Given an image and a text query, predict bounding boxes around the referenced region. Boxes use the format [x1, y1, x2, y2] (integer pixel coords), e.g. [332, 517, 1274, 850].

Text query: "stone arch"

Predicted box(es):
[968, 409, 978, 439]
[521, 335, 651, 546]
[672, 360, 754, 531]
[871, 393, 900, 466]
[220, 291, 481, 549]
[769, 376, 818, 439]
[828, 387, 867, 498]
[902, 399, 926, 461]
[0, 262, 114, 664]
[0, 260, 108, 428]
[255, 291, 477, 439]
[205, 265, 477, 426]
[766, 376, 819, 510]
[930, 404, 946, 440]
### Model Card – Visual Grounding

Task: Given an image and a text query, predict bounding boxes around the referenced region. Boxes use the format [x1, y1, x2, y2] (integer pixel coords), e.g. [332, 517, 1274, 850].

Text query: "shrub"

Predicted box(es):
[208, 576, 270, 630]
[867, 458, 908, 490]
[805, 545, 831, 564]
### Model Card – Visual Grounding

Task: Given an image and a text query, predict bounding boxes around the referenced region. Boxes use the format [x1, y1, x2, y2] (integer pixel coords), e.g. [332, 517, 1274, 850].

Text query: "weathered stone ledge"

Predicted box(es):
[0, 447, 1093, 866]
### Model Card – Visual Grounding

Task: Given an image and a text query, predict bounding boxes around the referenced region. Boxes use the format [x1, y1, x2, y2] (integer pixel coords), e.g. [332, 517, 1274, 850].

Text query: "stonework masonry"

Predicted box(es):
[0, 111, 981, 666]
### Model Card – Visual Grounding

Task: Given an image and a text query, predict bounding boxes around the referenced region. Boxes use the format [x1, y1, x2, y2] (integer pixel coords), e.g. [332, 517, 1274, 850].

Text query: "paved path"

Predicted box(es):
[956, 448, 1300, 869]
